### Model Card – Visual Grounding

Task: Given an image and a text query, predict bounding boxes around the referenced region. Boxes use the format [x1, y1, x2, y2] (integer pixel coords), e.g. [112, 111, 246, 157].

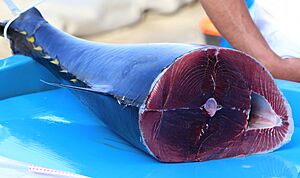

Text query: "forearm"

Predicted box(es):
[200, 0, 281, 74]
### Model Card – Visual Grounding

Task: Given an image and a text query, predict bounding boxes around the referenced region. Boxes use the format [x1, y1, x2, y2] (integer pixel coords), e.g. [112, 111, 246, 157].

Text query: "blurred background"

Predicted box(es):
[0, 0, 211, 59]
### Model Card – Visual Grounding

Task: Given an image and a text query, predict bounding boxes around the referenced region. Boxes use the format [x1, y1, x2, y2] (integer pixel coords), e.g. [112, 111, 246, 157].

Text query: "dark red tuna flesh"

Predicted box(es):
[139, 48, 293, 162]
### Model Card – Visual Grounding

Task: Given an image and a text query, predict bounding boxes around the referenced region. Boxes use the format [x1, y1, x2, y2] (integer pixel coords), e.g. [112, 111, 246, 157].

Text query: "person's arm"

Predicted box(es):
[200, 0, 300, 82]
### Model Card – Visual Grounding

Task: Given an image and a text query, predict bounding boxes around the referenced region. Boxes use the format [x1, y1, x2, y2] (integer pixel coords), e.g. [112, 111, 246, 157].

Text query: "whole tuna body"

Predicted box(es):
[0, 8, 293, 162]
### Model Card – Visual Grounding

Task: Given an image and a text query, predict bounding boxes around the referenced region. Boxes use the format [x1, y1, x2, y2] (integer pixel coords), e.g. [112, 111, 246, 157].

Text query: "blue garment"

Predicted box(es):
[220, 0, 254, 48]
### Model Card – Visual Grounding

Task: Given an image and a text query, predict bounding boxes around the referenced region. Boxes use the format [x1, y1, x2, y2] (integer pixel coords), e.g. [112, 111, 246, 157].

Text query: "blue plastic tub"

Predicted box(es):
[0, 55, 299, 177]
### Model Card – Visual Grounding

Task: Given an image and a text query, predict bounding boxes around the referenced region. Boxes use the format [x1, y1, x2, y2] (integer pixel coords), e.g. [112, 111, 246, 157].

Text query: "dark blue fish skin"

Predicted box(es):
[3, 8, 205, 106]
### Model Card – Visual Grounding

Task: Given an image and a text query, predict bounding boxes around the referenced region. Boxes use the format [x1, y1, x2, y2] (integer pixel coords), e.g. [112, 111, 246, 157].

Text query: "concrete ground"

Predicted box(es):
[0, 2, 206, 59]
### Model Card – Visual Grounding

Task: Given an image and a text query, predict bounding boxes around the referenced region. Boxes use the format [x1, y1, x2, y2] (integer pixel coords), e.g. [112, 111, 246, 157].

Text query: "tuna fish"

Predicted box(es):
[0, 6, 293, 162]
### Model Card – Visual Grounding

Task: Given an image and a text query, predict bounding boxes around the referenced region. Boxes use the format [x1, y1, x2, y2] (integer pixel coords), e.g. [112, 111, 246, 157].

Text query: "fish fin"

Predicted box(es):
[40, 80, 111, 96]
[41, 80, 138, 106]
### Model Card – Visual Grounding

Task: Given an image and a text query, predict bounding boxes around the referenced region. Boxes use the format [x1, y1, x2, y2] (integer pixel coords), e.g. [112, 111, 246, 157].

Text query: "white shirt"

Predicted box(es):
[251, 0, 300, 58]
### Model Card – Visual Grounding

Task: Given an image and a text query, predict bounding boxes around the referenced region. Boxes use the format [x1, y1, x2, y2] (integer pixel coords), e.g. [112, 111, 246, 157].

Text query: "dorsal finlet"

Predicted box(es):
[50, 58, 59, 65]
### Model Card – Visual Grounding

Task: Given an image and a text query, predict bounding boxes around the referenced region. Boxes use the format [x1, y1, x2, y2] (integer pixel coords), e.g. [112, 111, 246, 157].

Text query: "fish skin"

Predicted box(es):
[2, 8, 206, 106]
